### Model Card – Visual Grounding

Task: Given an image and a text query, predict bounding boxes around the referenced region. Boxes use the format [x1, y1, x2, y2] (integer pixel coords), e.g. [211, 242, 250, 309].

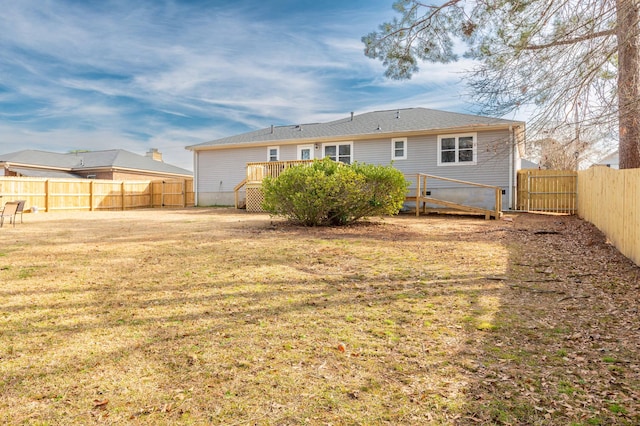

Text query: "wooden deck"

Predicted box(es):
[234, 161, 503, 219]
[235, 160, 313, 210]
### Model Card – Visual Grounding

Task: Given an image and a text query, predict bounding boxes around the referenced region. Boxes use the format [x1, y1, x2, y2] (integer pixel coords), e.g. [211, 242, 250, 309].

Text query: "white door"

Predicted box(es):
[297, 144, 314, 160]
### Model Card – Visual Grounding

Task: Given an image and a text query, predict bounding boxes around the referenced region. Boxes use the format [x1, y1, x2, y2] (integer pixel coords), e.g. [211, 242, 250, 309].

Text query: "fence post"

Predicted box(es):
[415, 174, 421, 217]
[45, 179, 50, 213]
[182, 179, 186, 208]
[89, 180, 94, 211]
[121, 181, 126, 211]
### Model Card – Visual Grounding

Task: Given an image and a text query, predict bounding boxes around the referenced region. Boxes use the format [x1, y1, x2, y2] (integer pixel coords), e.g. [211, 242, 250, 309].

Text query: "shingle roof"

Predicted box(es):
[0, 149, 192, 176]
[0, 150, 80, 168]
[187, 107, 524, 150]
[7, 167, 83, 179]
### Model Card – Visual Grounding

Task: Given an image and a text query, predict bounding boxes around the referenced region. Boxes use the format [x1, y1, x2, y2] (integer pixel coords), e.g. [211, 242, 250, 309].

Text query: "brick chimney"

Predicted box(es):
[146, 148, 163, 162]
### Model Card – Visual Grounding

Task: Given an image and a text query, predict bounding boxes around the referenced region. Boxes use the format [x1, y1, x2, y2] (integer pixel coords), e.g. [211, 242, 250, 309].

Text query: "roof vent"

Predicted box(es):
[396, 110, 400, 119]
[350, 111, 354, 121]
[376, 124, 381, 131]
[270, 125, 274, 134]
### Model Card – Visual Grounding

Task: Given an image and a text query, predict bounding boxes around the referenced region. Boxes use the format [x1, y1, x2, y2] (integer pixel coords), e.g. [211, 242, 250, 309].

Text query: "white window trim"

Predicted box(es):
[391, 137, 407, 160]
[322, 141, 353, 164]
[267, 146, 280, 162]
[437, 133, 477, 166]
[297, 144, 314, 160]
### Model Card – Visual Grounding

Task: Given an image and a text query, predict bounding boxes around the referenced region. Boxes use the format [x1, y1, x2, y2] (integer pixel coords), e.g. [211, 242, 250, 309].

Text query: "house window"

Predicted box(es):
[323, 142, 352, 164]
[392, 138, 407, 160]
[297, 144, 314, 160]
[437, 133, 477, 166]
[267, 146, 279, 162]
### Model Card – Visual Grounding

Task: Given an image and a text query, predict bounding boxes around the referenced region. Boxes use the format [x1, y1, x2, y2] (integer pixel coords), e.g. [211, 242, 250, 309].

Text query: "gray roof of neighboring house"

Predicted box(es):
[0, 149, 192, 176]
[187, 107, 525, 150]
[597, 151, 619, 166]
[521, 158, 540, 169]
[7, 167, 83, 178]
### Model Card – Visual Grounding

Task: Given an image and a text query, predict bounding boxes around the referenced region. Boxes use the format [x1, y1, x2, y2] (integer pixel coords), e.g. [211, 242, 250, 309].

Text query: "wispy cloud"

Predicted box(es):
[0, 0, 478, 170]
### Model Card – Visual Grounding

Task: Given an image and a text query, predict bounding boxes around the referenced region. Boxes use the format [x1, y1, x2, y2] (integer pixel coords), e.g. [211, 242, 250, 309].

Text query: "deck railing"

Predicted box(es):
[411, 173, 503, 219]
[234, 160, 314, 209]
[246, 160, 314, 183]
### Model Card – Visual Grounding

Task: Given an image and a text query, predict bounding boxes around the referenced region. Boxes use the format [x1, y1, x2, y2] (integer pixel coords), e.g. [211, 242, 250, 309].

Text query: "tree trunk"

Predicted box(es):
[617, 0, 640, 169]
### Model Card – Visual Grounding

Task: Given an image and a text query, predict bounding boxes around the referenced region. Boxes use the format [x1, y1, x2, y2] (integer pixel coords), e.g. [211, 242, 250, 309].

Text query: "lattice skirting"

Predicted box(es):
[246, 186, 265, 212]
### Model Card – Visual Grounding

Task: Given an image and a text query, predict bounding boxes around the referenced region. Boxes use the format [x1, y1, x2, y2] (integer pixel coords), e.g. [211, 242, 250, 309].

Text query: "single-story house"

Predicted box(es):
[0, 148, 192, 180]
[186, 107, 525, 212]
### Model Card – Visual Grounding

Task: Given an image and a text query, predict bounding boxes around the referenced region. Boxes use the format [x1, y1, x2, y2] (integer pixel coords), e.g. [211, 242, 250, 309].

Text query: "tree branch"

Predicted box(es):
[522, 29, 616, 50]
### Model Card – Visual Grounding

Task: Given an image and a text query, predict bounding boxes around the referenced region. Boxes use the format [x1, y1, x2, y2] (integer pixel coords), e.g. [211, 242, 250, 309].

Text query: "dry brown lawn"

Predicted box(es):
[0, 208, 638, 425]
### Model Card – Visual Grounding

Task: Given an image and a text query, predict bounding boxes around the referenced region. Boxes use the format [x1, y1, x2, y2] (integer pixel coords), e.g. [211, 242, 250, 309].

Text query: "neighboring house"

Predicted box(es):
[0, 148, 192, 180]
[595, 151, 619, 169]
[186, 107, 525, 211]
[521, 158, 541, 169]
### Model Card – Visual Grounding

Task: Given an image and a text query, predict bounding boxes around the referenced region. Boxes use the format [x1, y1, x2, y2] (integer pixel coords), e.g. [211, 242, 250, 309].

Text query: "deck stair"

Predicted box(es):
[408, 173, 503, 220]
[235, 160, 314, 211]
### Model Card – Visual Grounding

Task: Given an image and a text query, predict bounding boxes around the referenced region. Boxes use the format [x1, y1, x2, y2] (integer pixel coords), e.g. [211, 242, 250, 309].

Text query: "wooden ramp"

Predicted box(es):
[407, 174, 503, 220]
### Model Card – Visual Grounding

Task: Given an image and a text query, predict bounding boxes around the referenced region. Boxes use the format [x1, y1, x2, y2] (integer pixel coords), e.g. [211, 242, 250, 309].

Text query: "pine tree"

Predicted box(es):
[363, 0, 640, 168]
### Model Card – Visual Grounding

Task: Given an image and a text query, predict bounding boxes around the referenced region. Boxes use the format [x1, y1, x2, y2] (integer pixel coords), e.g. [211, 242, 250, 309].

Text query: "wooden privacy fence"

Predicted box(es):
[0, 177, 194, 212]
[577, 167, 640, 266]
[517, 169, 578, 214]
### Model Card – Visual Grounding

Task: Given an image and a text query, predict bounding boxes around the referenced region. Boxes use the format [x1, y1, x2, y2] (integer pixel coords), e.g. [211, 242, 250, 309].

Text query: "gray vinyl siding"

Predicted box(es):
[196, 146, 264, 205]
[352, 129, 512, 210]
[279, 145, 297, 160]
[195, 129, 514, 209]
[350, 129, 510, 184]
[196, 143, 307, 205]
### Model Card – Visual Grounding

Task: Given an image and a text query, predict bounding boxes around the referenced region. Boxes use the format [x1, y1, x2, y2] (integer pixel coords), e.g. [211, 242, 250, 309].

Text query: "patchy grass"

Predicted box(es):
[0, 208, 638, 425]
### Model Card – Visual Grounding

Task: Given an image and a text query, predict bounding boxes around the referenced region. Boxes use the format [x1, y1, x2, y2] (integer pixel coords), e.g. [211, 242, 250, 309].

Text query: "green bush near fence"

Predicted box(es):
[262, 158, 408, 226]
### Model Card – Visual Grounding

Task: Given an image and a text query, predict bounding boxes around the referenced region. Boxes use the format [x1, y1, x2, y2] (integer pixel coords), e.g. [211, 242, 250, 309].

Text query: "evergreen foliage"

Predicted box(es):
[363, 0, 640, 168]
[262, 158, 408, 226]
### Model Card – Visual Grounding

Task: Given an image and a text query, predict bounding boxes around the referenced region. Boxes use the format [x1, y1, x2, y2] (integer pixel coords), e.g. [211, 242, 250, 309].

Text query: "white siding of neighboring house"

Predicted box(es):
[195, 128, 516, 210]
[596, 151, 619, 169]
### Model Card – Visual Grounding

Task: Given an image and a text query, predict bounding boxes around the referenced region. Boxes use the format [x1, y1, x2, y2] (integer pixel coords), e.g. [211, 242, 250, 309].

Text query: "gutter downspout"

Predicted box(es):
[193, 150, 199, 207]
[508, 125, 515, 210]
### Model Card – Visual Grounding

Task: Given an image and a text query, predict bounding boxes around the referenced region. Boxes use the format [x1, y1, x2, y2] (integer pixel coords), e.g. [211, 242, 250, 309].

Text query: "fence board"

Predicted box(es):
[578, 167, 640, 266]
[624, 170, 640, 264]
[0, 177, 193, 212]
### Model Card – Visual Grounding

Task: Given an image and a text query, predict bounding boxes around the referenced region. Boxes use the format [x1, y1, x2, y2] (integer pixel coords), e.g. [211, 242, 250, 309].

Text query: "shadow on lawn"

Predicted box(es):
[1, 211, 638, 424]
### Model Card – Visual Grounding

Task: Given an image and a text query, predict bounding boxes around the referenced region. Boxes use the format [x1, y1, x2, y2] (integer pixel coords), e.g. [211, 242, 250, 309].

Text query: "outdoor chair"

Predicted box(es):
[0, 201, 19, 228]
[15, 200, 26, 224]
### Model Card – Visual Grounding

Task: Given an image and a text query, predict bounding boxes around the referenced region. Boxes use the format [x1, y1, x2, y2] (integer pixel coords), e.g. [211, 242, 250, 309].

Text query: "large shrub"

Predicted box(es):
[262, 158, 408, 226]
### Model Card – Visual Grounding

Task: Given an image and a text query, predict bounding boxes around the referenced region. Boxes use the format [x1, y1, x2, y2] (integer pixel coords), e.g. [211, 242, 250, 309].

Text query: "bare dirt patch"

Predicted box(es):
[0, 208, 638, 424]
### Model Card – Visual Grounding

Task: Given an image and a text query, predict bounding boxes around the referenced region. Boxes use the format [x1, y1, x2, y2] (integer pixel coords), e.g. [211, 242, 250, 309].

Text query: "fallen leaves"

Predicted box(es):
[462, 213, 640, 424]
[92, 399, 109, 409]
[1, 210, 638, 424]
